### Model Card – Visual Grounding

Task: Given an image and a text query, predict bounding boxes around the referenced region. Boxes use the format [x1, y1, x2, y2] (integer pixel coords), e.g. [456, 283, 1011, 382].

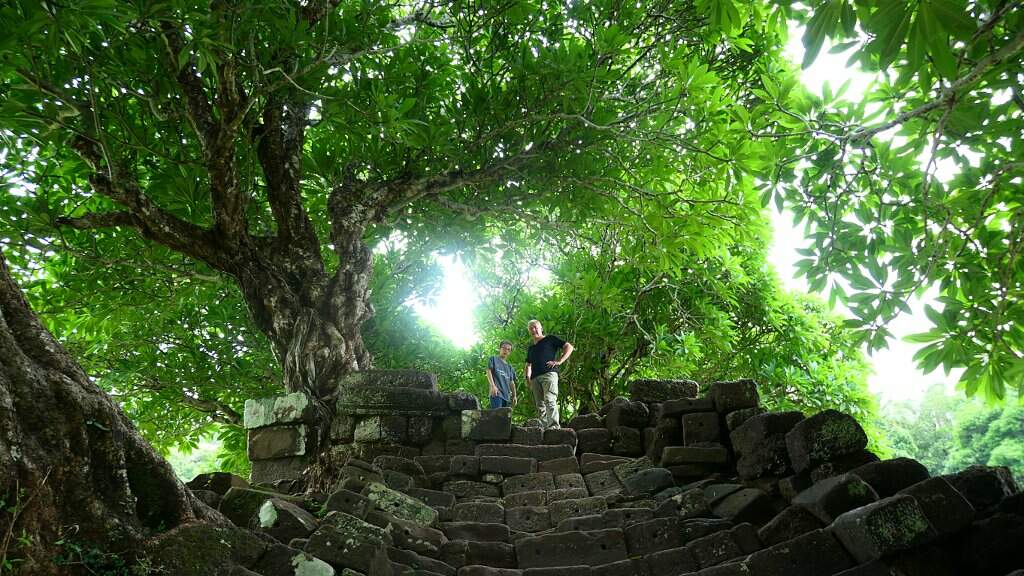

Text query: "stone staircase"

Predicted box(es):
[182, 371, 1023, 576]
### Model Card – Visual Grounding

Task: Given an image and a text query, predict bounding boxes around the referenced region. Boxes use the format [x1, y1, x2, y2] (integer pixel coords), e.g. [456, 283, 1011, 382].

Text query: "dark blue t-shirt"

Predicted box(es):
[527, 334, 567, 379]
[488, 355, 516, 400]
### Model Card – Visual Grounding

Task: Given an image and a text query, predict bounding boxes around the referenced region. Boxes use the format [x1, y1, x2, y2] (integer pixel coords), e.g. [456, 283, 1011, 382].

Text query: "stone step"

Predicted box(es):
[388, 546, 457, 576]
[515, 529, 628, 569]
[441, 521, 511, 543]
[477, 444, 575, 462]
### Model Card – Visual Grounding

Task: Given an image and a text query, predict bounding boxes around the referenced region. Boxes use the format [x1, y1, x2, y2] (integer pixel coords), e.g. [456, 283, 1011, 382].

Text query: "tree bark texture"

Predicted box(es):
[0, 252, 223, 575]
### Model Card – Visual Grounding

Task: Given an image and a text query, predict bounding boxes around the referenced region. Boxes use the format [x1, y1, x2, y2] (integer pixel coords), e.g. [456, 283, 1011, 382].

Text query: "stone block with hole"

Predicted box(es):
[515, 529, 628, 569]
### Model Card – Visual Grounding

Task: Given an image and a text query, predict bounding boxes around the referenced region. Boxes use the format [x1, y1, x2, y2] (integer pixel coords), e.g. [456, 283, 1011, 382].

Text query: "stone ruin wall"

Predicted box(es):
[174, 369, 1023, 576]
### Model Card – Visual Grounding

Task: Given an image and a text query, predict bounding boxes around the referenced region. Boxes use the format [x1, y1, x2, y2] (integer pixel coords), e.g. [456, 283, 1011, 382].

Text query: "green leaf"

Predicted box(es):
[802, 1, 842, 69]
[870, 1, 913, 69]
[927, 0, 977, 38]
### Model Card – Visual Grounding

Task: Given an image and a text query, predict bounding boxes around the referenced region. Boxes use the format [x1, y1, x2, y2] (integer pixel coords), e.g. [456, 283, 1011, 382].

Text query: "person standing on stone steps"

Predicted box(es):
[486, 340, 518, 409]
[525, 319, 574, 429]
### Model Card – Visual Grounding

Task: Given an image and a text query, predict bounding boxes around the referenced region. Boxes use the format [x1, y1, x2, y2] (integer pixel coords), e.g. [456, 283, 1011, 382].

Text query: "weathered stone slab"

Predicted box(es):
[744, 528, 853, 575]
[556, 473, 586, 490]
[757, 505, 823, 546]
[187, 472, 248, 495]
[623, 517, 684, 555]
[611, 456, 653, 484]
[609, 426, 643, 456]
[658, 398, 715, 418]
[415, 455, 453, 475]
[451, 455, 481, 476]
[724, 406, 765, 431]
[407, 416, 434, 445]
[848, 457, 929, 498]
[503, 472, 556, 496]
[248, 425, 309, 460]
[643, 424, 681, 463]
[257, 498, 318, 543]
[898, 476, 975, 537]
[334, 464, 384, 493]
[707, 379, 759, 413]
[407, 487, 456, 509]
[441, 521, 510, 542]
[622, 468, 674, 497]
[682, 412, 722, 445]
[941, 465, 1018, 512]
[730, 411, 804, 481]
[453, 501, 505, 524]
[307, 511, 392, 574]
[584, 469, 624, 497]
[504, 490, 547, 508]
[549, 496, 609, 525]
[448, 390, 481, 411]
[830, 495, 938, 563]
[549, 488, 590, 503]
[388, 546, 456, 576]
[506, 506, 551, 533]
[603, 398, 649, 429]
[385, 514, 447, 555]
[463, 540, 517, 568]
[512, 426, 544, 445]
[628, 379, 698, 403]
[363, 482, 439, 527]
[579, 453, 631, 475]
[712, 487, 776, 526]
[661, 445, 728, 467]
[543, 427, 577, 448]
[324, 488, 372, 518]
[337, 386, 448, 416]
[810, 449, 879, 483]
[142, 524, 269, 576]
[792, 473, 879, 524]
[354, 415, 409, 444]
[252, 543, 334, 576]
[515, 529, 627, 569]
[645, 546, 696, 575]
[785, 409, 868, 475]
[540, 457, 580, 476]
[476, 444, 574, 462]
[566, 413, 605, 430]
[481, 456, 537, 476]
[656, 487, 710, 520]
[687, 528, 743, 568]
[244, 392, 314, 429]
[220, 487, 304, 527]
[576, 429, 612, 455]
[443, 480, 501, 499]
[602, 507, 653, 528]
[462, 408, 513, 441]
[337, 369, 438, 390]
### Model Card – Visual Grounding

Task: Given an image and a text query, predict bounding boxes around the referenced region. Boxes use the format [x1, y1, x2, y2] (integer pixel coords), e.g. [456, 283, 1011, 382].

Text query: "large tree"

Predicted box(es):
[0, 0, 786, 400]
[0, 251, 220, 574]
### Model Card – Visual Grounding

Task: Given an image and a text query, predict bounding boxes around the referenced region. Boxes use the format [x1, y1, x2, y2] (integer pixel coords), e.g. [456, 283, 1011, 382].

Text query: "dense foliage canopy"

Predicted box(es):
[0, 0, 1020, 470]
[771, 1, 1024, 400]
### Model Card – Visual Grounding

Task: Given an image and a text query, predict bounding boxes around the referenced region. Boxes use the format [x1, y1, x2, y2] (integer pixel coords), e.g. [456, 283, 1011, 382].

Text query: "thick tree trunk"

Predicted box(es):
[234, 229, 374, 400]
[0, 252, 223, 575]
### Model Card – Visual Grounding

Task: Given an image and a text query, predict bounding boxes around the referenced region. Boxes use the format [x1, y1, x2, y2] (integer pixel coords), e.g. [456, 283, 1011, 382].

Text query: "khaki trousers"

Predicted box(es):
[531, 372, 560, 429]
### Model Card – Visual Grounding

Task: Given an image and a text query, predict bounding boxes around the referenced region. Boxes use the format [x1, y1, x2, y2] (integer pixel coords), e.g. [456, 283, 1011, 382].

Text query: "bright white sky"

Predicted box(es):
[413, 26, 961, 405]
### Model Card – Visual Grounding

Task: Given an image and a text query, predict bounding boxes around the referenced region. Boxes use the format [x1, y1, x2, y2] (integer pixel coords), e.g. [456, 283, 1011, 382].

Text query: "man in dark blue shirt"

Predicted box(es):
[486, 340, 517, 409]
[525, 319, 574, 428]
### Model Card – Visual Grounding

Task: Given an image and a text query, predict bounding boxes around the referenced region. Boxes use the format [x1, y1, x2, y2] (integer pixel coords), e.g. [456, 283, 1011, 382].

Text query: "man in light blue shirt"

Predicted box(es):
[486, 340, 518, 409]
